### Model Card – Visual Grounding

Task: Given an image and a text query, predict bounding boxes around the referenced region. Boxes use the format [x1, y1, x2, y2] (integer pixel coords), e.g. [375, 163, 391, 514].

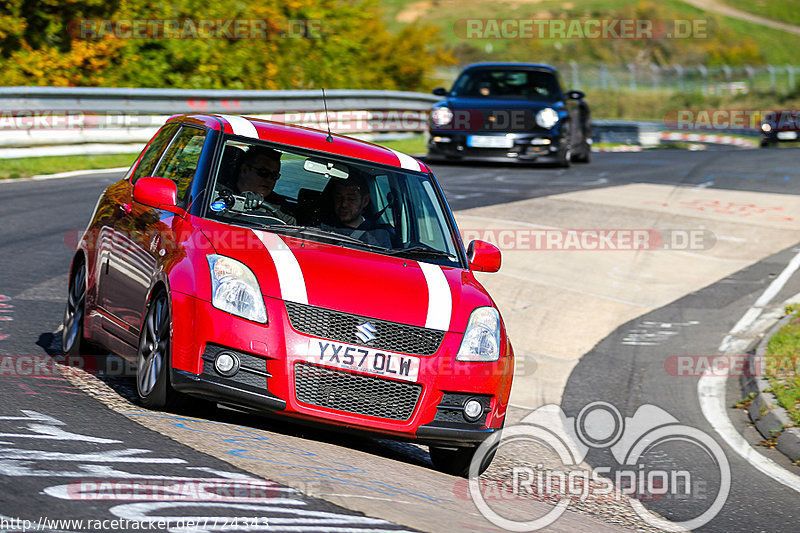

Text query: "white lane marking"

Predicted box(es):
[698, 248, 800, 494]
[386, 147, 422, 172]
[719, 250, 800, 353]
[418, 262, 452, 331]
[253, 231, 308, 305]
[219, 114, 259, 139]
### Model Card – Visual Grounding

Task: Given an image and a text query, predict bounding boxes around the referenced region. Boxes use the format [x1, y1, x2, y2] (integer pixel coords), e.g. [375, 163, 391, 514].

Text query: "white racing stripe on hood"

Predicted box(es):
[253, 230, 308, 304]
[219, 114, 259, 139]
[419, 262, 452, 331]
[387, 148, 423, 172]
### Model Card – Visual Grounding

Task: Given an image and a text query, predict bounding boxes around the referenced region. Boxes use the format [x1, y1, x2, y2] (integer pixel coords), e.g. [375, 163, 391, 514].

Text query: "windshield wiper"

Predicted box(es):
[264, 225, 388, 252]
[385, 246, 455, 259]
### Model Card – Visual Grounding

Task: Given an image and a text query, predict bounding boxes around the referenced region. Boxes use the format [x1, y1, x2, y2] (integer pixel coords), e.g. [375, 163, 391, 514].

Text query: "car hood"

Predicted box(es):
[198, 222, 493, 332]
[435, 97, 565, 131]
[442, 96, 563, 112]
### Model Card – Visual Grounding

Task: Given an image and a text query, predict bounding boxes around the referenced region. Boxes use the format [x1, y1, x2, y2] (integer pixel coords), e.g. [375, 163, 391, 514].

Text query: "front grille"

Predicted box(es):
[294, 362, 421, 421]
[285, 302, 444, 356]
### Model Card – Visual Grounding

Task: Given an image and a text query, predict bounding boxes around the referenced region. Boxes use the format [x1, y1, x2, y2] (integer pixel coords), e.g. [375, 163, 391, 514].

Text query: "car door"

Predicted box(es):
[111, 125, 209, 338]
[99, 123, 179, 345]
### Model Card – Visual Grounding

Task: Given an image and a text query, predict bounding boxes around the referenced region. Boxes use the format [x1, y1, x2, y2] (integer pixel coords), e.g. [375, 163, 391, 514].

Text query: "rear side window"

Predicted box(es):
[130, 123, 179, 184]
[154, 126, 208, 204]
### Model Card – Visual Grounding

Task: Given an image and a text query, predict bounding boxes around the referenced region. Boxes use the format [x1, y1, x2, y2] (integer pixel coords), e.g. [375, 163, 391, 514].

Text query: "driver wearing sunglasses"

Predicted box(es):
[234, 146, 296, 224]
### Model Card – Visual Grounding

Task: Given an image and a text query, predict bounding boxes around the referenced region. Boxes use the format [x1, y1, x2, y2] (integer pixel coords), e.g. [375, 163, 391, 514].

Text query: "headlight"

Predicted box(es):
[761, 122, 772, 132]
[535, 107, 559, 129]
[457, 307, 501, 362]
[207, 255, 267, 323]
[431, 107, 454, 127]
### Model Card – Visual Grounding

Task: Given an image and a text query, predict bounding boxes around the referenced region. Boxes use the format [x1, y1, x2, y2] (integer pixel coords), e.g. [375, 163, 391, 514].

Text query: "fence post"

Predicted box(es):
[628, 63, 636, 91]
[570, 60, 579, 89]
[698, 65, 708, 93]
[601, 63, 608, 90]
[675, 64, 684, 92]
[768, 65, 776, 92]
[787, 65, 795, 91]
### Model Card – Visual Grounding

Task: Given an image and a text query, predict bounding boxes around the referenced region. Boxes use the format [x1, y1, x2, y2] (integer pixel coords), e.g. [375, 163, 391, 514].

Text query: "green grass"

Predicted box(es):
[723, 0, 800, 28]
[380, 0, 800, 65]
[765, 313, 800, 425]
[0, 153, 135, 180]
[374, 135, 426, 155]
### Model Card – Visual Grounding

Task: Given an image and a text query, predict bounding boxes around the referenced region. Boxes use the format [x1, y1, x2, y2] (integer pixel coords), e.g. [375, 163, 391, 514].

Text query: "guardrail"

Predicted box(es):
[0, 87, 440, 114]
[0, 87, 761, 157]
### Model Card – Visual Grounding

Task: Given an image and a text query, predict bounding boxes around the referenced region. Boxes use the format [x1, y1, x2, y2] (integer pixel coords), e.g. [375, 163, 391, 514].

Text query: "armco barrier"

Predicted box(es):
[0, 88, 761, 155]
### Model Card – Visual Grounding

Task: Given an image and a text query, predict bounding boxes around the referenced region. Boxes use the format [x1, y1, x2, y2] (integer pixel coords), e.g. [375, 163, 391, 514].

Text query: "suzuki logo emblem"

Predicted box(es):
[355, 322, 377, 343]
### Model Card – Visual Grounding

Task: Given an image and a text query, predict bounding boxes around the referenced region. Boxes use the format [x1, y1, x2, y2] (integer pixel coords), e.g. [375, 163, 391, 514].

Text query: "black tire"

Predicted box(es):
[137, 290, 173, 409]
[760, 139, 773, 148]
[429, 445, 497, 478]
[572, 140, 592, 163]
[556, 126, 572, 168]
[62, 259, 89, 356]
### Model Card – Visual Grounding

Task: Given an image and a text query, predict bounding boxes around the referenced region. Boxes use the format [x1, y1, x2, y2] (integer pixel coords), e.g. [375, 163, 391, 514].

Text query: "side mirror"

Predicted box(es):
[567, 89, 585, 100]
[467, 240, 501, 273]
[133, 177, 179, 211]
[432, 87, 448, 97]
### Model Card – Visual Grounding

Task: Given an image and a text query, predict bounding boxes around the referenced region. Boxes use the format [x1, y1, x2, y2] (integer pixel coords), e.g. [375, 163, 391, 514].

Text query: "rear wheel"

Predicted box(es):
[429, 445, 497, 478]
[62, 260, 89, 356]
[137, 290, 173, 409]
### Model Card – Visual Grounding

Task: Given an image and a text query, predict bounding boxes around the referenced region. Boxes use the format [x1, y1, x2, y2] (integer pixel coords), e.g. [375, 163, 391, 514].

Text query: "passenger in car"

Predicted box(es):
[323, 175, 394, 248]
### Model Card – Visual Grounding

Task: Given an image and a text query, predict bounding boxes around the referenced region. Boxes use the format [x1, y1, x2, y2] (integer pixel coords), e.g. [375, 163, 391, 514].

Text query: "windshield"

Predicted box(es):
[450, 68, 562, 100]
[205, 138, 463, 267]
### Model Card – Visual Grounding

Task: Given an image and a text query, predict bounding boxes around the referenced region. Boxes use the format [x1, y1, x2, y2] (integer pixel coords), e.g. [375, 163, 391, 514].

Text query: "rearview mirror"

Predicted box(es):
[303, 158, 349, 180]
[567, 89, 585, 100]
[467, 240, 501, 273]
[432, 87, 448, 96]
[133, 177, 179, 211]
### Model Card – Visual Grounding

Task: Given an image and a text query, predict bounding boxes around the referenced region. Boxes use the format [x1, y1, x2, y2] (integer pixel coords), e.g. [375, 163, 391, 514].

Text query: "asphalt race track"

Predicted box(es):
[1, 147, 800, 532]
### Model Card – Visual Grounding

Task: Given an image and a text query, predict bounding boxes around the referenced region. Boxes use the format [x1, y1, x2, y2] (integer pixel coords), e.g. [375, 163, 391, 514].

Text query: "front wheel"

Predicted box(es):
[63, 260, 90, 356]
[556, 128, 572, 168]
[137, 290, 173, 408]
[429, 445, 497, 478]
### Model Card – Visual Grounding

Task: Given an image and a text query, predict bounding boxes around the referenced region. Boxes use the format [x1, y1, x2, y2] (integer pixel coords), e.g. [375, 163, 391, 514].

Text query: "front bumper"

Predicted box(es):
[169, 293, 512, 445]
[427, 131, 563, 162]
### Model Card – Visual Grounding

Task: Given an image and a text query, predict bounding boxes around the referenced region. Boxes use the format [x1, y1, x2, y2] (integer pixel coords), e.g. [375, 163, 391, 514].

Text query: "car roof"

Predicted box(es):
[461, 62, 557, 72]
[169, 114, 429, 173]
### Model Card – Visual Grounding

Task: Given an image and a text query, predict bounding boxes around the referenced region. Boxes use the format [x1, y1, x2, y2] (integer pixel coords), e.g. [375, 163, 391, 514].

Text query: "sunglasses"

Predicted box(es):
[246, 163, 280, 179]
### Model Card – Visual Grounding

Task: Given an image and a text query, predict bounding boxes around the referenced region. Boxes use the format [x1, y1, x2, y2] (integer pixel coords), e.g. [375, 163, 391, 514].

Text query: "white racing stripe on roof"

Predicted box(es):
[418, 262, 452, 331]
[253, 230, 308, 304]
[219, 115, 259, 139]
[387, 148, 422, 172]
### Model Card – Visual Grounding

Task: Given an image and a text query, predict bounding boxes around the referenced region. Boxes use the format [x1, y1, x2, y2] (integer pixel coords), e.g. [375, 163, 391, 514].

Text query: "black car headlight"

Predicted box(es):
[431, 107, 454, 127]
[535, 108, 559, 129]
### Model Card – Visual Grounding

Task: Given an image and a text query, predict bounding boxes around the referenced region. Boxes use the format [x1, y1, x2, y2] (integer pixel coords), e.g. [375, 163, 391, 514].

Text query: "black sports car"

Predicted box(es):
[760, 109, 800, 147]
[427, 63, 591, 167]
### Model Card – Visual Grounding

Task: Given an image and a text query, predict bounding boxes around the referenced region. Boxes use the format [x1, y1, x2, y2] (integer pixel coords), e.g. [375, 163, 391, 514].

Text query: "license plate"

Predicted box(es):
[467, 135, 514, 148]
[305, 340, 420, 382]
[777, 131, 798, 140]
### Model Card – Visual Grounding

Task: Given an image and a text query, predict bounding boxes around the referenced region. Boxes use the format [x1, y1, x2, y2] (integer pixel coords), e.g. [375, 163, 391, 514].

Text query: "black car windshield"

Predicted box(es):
[450, 68, 562, 100]
[205, 138, 462, 267]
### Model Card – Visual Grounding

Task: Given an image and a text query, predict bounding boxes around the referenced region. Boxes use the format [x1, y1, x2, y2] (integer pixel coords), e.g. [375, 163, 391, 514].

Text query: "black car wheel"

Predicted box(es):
[572, 138, 592, 163]
[62, 259, 89, 356]
[554, 121, 573, 168]
[137, 290, 173, 408]
[429, 445, 497, 478]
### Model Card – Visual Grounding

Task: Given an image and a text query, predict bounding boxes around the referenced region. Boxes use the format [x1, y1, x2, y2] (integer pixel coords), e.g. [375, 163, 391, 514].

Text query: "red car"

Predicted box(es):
[62, 114, 513, 476]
